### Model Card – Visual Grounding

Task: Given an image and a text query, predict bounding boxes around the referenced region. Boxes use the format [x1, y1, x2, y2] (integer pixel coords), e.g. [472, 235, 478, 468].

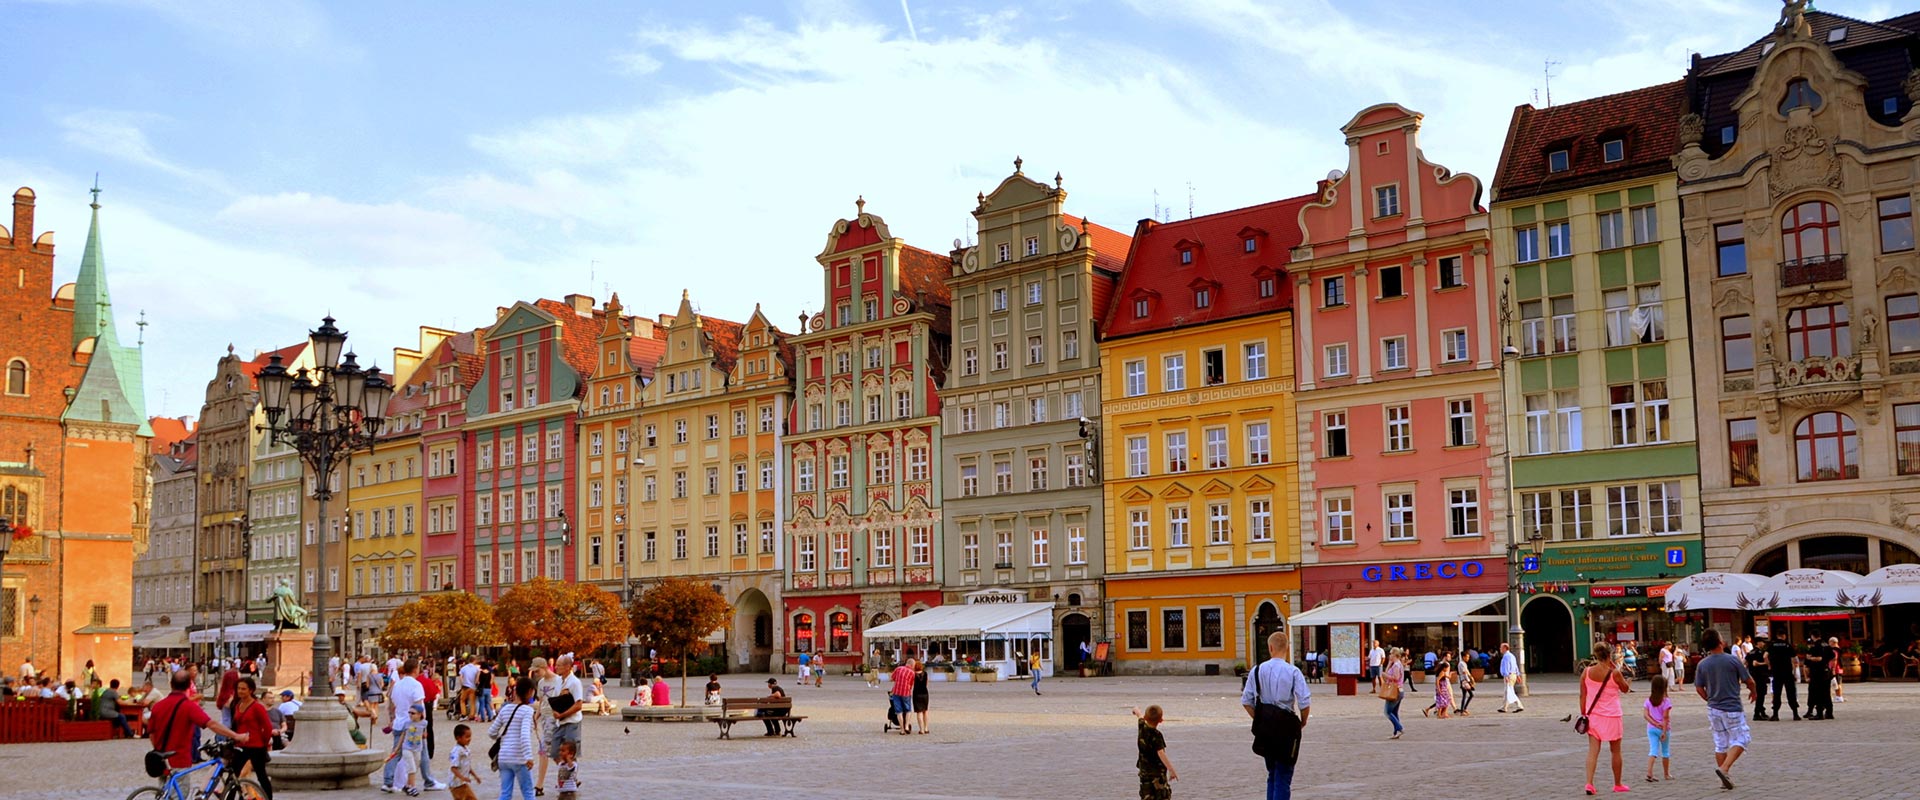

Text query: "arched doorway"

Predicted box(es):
[1522, 596, 1575, 674]
[1060, 613, 1091, 669]
[734, 588, 773, 673]
[1251, 602, 1282, 663]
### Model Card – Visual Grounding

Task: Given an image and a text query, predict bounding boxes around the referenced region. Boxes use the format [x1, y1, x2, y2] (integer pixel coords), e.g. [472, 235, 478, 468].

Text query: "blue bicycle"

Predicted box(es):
[125, 741, 266, 800]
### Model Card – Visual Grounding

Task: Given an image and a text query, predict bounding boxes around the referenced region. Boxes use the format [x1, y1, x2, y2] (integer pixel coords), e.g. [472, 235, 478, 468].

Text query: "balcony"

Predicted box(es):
[1780, 253, 1847, 288]
[1775, 354, 1862, 409]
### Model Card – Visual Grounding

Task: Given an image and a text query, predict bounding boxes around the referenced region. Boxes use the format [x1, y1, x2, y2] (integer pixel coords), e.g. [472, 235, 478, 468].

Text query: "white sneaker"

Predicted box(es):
[379, 786, 396, 794]
[426, 781, 448, 791]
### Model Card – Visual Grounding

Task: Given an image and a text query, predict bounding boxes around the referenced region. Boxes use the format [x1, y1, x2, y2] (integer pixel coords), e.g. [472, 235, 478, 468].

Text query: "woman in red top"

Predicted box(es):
[229, 677, 276, 799]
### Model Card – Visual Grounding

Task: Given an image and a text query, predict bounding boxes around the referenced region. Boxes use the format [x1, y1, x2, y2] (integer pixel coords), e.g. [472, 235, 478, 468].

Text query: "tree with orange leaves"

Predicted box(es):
[379, 590, 501, 656]
[628, 577, 733, 704]
[492, 578, 630, 657]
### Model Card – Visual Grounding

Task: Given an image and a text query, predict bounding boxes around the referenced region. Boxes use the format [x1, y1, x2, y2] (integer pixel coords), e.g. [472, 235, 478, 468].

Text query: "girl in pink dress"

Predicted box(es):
[1433, 660, 1454, 718]
[1582, 642, 1634, 795]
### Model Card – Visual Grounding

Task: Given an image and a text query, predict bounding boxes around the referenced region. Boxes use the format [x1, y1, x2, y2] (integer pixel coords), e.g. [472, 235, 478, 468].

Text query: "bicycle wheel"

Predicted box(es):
[222, 778, 266, 800]
[123, 787, 163, 800]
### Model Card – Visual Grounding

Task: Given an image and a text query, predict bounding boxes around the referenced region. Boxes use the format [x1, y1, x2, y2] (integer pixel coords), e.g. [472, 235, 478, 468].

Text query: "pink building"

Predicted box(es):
[1288, 104, 1510, 661]
[419, 330, 482, 593]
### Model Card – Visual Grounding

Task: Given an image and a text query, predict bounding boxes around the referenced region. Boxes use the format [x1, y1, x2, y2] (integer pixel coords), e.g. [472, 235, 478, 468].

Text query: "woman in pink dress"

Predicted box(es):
[1581, 642, 1634, 795]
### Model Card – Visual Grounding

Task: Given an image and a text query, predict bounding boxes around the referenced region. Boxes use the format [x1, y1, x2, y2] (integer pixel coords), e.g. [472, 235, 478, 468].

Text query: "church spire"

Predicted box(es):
[61, 188, 150, 436]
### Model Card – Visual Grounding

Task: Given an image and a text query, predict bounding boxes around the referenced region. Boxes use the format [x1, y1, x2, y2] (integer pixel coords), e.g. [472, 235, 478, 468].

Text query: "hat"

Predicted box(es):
[281, 690, 295, 698]
[410, 704, 426, 714]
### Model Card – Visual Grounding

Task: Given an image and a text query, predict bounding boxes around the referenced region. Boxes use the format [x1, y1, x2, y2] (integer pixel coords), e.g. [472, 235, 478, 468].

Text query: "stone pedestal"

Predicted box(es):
[263, 630, 314, 689]
[274, 698, 384, 790]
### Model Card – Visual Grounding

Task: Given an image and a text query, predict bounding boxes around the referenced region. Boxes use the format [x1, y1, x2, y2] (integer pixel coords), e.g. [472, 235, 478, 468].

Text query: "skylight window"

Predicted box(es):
[1827, 26, 1847, 43]
[1547, 150, 1570, 173]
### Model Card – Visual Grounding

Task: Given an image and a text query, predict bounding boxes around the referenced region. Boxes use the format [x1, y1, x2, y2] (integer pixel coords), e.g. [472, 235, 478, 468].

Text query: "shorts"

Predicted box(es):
[547, 721, 582, 759]
[1139, 770, 1171, 800]
[1366, 665, 1380, 680]
[450, 785, 478, 800]
[1646, 727, 1670, 758]
[1707, 708, 1750, 754]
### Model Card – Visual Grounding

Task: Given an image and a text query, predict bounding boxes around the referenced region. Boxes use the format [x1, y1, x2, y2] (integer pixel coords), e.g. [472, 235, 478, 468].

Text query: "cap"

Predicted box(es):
[281, 690, 295, 698]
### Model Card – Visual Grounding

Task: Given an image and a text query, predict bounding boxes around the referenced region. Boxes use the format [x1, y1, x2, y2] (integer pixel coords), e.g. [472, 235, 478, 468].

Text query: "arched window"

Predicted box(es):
[792, 612, 814, 653]
[1794, 411, 1859, 481]
[1779, 79, 1823, 114]
[828, 611, 852, 653]
[1782, 201, 1842, 263]
[4, 359, 25, 395]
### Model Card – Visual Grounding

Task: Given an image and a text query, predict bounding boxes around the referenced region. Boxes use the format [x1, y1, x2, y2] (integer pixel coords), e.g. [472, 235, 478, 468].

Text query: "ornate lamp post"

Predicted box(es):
[0, 517, 13, 668]
[253, 316, 391, 787]
[1498, 275, 1538, 692]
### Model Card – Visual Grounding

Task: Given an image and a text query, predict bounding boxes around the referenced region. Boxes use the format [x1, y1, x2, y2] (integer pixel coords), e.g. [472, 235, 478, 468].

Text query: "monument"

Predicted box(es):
[262, 581, 314, 688]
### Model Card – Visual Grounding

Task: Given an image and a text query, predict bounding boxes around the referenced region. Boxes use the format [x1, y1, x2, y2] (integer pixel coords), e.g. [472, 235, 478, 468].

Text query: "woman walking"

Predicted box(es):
[1455, 652, 1475, 716]
[911, 659, 931, 734]
[229, 676, 276, 799]
[1380, 648, 1407, 739]
[489, 677, 539, 800]
[1581, 642, 1633, 795]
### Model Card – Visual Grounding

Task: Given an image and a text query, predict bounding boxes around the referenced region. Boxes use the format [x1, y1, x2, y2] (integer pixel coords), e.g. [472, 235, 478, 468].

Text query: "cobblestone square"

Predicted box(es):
[7, 674, 1916, 800]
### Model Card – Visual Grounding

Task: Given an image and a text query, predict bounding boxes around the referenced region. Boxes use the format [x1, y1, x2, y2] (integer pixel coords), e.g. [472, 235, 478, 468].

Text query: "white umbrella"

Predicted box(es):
[1843, 563, 1920, 607]
[1662, 572, 1766, 613]
[1745, 569, 1862, 610]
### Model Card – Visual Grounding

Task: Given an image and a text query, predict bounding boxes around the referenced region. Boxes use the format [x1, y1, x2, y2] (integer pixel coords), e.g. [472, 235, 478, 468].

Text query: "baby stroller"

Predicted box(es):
[883, 695, 901, 732]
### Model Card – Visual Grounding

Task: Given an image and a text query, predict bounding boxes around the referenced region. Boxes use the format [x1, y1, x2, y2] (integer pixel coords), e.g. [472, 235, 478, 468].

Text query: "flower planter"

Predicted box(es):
[1411, 670, 1426, 685]
[55, 720, 113, 742]
[970, 671, 999, 682]
[1470, 668, 1486, 683]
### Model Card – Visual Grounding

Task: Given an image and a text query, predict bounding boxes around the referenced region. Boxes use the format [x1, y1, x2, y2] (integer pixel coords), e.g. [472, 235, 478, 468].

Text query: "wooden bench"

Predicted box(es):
[621, 704, 719, 722]
[712, 698, 804, 739]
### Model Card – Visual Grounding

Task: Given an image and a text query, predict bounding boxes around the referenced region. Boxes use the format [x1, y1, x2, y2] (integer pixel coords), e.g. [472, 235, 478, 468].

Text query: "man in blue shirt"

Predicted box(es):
[1241, 630, 1310, 800]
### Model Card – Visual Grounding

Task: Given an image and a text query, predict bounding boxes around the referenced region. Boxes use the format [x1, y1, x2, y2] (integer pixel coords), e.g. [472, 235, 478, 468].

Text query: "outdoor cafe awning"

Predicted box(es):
[863, 602, 1055, 639]
[187, 623, 290, 643]
[133, 627, 189, 649]
[1287, 593, 1507, 627]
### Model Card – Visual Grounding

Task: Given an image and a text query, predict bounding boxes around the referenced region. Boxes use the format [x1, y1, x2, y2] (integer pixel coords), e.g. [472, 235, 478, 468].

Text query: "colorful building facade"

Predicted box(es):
[420, 330, 482, 593]
[138, 438, 197, 636]
[1290, 105, 1510, 662]
[1099, 194, 1311, 674]
[783, 202, 950, 668]
[246, 346, 312, 625]
[343, 330, 444, 656]
[576, 295, 663, 609]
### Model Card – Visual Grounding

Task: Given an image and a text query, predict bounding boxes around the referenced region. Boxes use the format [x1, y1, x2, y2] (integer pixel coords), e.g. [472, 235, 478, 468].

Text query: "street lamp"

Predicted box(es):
[0, 517, 13, 667]
[1497, 274, 1533, 689]
[615, 512, 634, 685]
[255, 317, 393, 701]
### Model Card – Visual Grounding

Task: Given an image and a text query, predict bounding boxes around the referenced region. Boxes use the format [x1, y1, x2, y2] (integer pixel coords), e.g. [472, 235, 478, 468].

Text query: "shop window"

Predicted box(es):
[792, 613, 814, 653]
[1198, 608, 1224, 649]
[828, 611, 852, 653]
[1126, 610, 1149, 650]
[1162, 609, 1186, 650]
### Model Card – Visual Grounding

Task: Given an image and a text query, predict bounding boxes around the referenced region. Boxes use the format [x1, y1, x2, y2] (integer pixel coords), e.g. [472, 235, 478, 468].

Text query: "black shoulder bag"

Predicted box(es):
[488, 703, 520, 772]
[1573, 666, 1613, 735]
[144, 696, 184, 778]
[1249, 662, 1304, 765]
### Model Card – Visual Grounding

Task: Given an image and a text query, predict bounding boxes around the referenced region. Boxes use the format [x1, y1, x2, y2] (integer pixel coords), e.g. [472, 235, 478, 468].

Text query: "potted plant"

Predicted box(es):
[969, 664, 1001, 682]
[1841, 645, 1865, 679]
[1233, 661, 1248, 678]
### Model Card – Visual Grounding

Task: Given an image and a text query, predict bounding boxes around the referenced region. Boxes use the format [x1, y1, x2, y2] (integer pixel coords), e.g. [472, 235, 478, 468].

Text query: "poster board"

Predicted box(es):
[1330, 623, 1363, 675]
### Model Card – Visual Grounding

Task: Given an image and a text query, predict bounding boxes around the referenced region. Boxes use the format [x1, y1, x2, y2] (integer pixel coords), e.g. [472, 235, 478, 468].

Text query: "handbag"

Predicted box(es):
[488, 704, 520, 772]
[144, 696, 184, 778]
[1248, 662, 1304, 765]
[1375, 671, 1402, 702]
[1573, 667, 1613, 735]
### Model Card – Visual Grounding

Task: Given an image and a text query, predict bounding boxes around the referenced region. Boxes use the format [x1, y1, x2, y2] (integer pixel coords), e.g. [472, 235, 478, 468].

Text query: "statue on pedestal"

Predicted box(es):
[272, 580, 309, 631]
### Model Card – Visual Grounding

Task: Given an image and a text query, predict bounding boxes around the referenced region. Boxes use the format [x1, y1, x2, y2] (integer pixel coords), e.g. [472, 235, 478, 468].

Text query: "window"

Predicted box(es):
[1126, 436, 1148, 477]
[1129, 509, 1150, 550]
[1715, 222, 1747, 276]
[1323, 276, 1346, 307]
[1896, 404, 1920, 475]
[1065, 453, 1086, 487]
[1066, 392, 1085, 424]
[1597, 210, 1625, 250]
[1448, 487, 1480, 537]
[1127, 610, 1149, 650]
[1378, 266, 1404, 298]
[1547, 149, 1569, 172]
[1524, 393, 1550, 454]
[615, 427, 629, 452]
[829, 531, 849, 569]
[991, 287, 1008, 312]
[796, 535, 815, 572]
[962, 348, 977, 376]
[1642, 381, 1670, 443]
[1026, 336, 1044, 365]
[867, 395, 882, 423]
[796, 459, 815, 492]
[1124, 360, 1146, 397]
[1631, 205, 1658, 244]
[1374, 185, 1400, 217]
[1447, 398, 1475, 446]
[960, 407, 977, 433]
[734, 410, 748, 436]
[1246, 421, 1271, 465]
[1729, 418, 1760, 487]
[4, 360, 25, 395]
[704, 527, 721, 558]
[1559, 488, 1594, 540]
[1028, 455, 1047, 491]
[1167, 506, 1190, 547]
[1206, 502, 1230, 545]
[1607, 485, 1642, 537]
[1322, 411, 1349, 458]
[996, 243, 1010, 263]
[1881, 196, 1914, 253]
[829, 454, 849, 489]
[1647, 481, 1682, 534]
[1243, 342, 1268, 380]
[1438, 256, 1464, 289]
[1163, 354, 1186, 391]
[1795, 411, 1859, 481]
[1062, 329, 1080, 360]
[1602, 138, 1624, 163]
[993, 401, 1011, 429]
[1067, 525, 1087, 564]
[871, 528, 893, 567]
[910, 526, 930, 566]
[1605, 286, 1664, 346]
[835, 400, 851, 427]
[1521, 491, 1554, 542]
[589, 432, 604, 456]
[1202, 349, 1225, 385]
[1782, 200, 1842, 263]
[1203, 427, 1228, 469]
[1609, 384, 1638, 446]
[959, 462, 978, 497]
[995, 529, 1013, 565]
[1520, 300, 1545, 355]
[1194, 287, 1211, 309]
[1244, 237, 1257, 253]
[1026, 280, 1042, 304]
[1890, 294, 1920, 354]
[1133, 298, 1149, 318]
[1722, 316, 1754, 372]
[1179, 248, 1193, 265]
[908, 446, 929, 481]
[1441, 329, 1468, 363]
[1323, 344, 1349, 378]
[1547, 220, 1571, 257]
[897, 391, 912, 420]
[1162, 608, 1186, 650]
[1555, 390, 1583, 451]
[1779, 78, 1822, 114]
[993, 459, 1012, 493]
[1385, 405, 1411, 451]
[644, 424, 657, 447]
[761, 521, 775, 554]
[1381, 336, 1407, 370]
[1720, 125, 1736, 145]
[870, 449, 892, 484]
[1515, 226, 1540, 262]
[1384, 491, 1415, 540]
[674, 471, 688, 498]
[992, 342, 1008, 371]
[674, 419, 688, 443]
[643, 475, 657, 502]
[1030, 528, 1049, 566]
[760, 406, 774, 433]
[1787, 303, 1852, 360]
[1165, 431, 1189, 473]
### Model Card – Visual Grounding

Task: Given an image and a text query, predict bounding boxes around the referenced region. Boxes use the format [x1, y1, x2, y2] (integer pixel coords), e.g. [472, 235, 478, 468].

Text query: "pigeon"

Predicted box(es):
[623, 727, 631, 735]
[1559, 714, 1574, 723]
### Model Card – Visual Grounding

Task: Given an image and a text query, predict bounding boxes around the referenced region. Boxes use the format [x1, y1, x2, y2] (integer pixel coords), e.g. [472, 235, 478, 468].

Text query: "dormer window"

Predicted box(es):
[1244, 237, 1257, 253]
[1720, 126, 1736, 145]
[1780, 79, 1823, 114]
[1827, 26, 1847, 43]
[1133, 298, 1150, 319]
[1179, 249, 1194, 265]
[1602, 139, 1624, 163]
[1547, 150, 1570, 173]
[1194, 288, 1212, 309]
[1258, 277, 1275, 298]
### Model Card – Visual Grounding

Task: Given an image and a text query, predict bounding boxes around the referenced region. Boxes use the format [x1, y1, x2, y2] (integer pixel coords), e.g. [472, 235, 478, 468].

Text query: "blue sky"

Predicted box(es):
[1, 0, 1892, 419]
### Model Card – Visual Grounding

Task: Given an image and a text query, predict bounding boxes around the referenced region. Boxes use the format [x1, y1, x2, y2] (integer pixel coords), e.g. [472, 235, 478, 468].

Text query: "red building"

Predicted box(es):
[417, 330, 482, 593]
[783, 200, 951, 667]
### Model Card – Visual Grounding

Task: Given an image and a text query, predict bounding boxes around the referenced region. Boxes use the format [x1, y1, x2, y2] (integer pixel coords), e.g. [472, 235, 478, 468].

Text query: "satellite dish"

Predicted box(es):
[1327, 169, 1344, 181]
[953, 238, 964, 251]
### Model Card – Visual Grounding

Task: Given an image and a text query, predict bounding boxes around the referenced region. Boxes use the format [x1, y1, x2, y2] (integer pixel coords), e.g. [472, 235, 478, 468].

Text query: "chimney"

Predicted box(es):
[565, 294, 595, 316]
[496, 306, 510, 322]
[630, 316, 654, 339]
[12, 187, 34, 244]
[658, 313, 674, 329]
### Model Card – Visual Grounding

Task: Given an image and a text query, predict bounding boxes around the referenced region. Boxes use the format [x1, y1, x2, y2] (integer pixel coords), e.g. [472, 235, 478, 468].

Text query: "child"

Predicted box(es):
[1433, 661, 1454, 719]
[447, 723, 481, 800]
[1131, 706, 1176, 800]
[1643, 674, 1672, 783]
[554, 740, 580, 800]
[387, 703, 429, 797]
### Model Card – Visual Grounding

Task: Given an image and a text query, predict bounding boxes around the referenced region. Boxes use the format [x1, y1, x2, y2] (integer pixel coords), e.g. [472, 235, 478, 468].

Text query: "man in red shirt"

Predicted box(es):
[420, 668, 443, 760]
[149, 671, 248, 771]
[889, 658, 917, 735]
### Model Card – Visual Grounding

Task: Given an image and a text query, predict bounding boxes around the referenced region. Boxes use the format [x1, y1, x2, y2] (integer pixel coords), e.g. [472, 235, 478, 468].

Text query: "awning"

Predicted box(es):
[1767, 610, 1852, 621]
[1288, 593, 1507, 627]
[864, 602, 1054, 639]
[1847, 564, 1920, 607]
[188, 623, 295, 643]
[1662, 572, 1767, 613]
[133, 627, 190, 649]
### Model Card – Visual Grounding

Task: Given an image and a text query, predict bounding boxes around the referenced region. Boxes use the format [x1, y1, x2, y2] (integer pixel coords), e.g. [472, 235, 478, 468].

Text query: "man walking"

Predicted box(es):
[546, 655, 587, 771]
[1497, 642, 1524, 713]
[457, 656, 479, 721]
[1241, 630, 1310, 800]
[1367, 641, 1385, 691]
[1765, 634, 1799, 721]
[1694, 629, 1756, 790]
[381, 658, 444, 793]
[889, 658, 917, 735]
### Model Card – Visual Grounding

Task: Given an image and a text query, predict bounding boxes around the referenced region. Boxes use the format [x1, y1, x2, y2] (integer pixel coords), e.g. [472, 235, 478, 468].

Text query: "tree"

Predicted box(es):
[378, 591, 501, 657]
[493, 578, 630, 657]
[628, 577, 732, 705]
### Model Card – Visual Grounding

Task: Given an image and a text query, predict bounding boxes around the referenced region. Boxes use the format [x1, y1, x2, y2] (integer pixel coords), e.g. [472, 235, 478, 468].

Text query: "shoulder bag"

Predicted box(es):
[1375, 668, 1402, 702]
[488, 703, 520, 772]
[143, 696, 184, 778]
[1573, 667, 1613, 735]
[1249, 662, 1304, 765]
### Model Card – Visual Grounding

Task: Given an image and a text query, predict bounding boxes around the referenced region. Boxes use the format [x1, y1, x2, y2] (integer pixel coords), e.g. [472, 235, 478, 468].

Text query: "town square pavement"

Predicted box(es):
[9, 673, 1917, 799]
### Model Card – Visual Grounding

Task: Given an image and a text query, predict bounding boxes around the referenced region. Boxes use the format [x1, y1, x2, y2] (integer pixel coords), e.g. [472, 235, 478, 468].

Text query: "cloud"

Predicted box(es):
[58, 110, 235, 195]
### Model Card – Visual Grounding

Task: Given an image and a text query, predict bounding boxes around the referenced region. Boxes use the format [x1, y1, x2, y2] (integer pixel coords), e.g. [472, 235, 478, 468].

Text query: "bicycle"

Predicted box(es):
[125, 741, 267, 800]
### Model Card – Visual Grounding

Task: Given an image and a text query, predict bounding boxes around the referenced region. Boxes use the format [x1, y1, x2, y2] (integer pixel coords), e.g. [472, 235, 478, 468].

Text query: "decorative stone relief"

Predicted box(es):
[1891, 495, 1918, 536]
[1678, 113, 1704, 147]
[1741, 503, 1776, 549]
[1767, 123, 1843, 199]
[1713, 283, 1755, 311]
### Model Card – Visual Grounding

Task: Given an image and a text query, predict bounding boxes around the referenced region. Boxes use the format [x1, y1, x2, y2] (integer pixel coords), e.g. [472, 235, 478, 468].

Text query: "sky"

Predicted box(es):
[1, 0, 1897, 420]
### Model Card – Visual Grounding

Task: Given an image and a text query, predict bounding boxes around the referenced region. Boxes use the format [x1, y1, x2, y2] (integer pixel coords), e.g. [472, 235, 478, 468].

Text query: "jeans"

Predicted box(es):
[1384, 697, 1403, 733]
[105, 712, 133, 738]
[382, 729, 439, 788]
[497, 762, 533, 800]
[1030, 672, 1042, 691]
[1264, 756, 1296, 800]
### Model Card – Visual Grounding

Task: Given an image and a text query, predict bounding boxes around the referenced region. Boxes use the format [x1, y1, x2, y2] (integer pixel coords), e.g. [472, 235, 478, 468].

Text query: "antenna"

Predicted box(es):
[137, 309, 148, 347]
[589, 259, 600, 288]
[1152, 189, 1162, 223]
[1543, 60, 1561, 106]
[1186, 182, 1195, 220]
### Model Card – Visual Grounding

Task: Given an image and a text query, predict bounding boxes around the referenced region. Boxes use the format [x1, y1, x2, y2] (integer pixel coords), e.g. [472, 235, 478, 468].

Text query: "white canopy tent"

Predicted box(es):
[1287, 593, 1508, 627]
[1844, 564, 1920, 607]
[132, 627, 190, 650]
[1662, 572, 1767, 613]
[1750, 568, 1862, 610]
[864, 602, 1055, 678]
[188, 623, 292, 644]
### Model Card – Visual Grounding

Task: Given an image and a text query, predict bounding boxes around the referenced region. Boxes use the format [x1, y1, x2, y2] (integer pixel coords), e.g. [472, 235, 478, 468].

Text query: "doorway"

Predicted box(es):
[1252, 602, 1282, 663]
[1521, 597, 1574, 674]
[1060, 613, 1091, 670]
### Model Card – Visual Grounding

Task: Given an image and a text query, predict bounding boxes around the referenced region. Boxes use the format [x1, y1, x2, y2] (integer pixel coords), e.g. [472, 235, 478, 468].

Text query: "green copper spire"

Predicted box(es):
[62, 187, 151, 437]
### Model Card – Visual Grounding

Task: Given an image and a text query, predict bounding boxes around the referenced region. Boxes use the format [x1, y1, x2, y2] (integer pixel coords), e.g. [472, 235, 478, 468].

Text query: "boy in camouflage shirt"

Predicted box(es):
[1132, 706, 1176, 799]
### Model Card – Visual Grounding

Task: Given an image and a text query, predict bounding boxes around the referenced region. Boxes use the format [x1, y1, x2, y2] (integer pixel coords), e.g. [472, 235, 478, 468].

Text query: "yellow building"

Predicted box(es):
[1098, 197, 1310, 673]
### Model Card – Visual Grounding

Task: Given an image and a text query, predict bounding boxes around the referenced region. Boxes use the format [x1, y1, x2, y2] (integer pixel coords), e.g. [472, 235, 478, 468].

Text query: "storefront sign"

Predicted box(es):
[1590, 585, 1650, 598]
[1360, 561, 1486, 582]
[1616, 621, 1637, 641]
[1524, 540, 1701, 583]
[964, 589, 1028, 605]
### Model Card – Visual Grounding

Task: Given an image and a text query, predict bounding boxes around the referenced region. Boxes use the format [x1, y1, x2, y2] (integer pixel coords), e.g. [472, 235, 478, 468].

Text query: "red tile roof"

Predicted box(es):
[1063, 214, 1134, 274]
[533, 299, 610, 395]
[1492, 81, 1687, 204]
[147, 416, 197, 455]
[626, 319, 669, 382]
[1100, 193, 1314, 341]
[896, 245, 952, 312]
[697, 314, 746, 371]
[239, 342, 309, 389]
